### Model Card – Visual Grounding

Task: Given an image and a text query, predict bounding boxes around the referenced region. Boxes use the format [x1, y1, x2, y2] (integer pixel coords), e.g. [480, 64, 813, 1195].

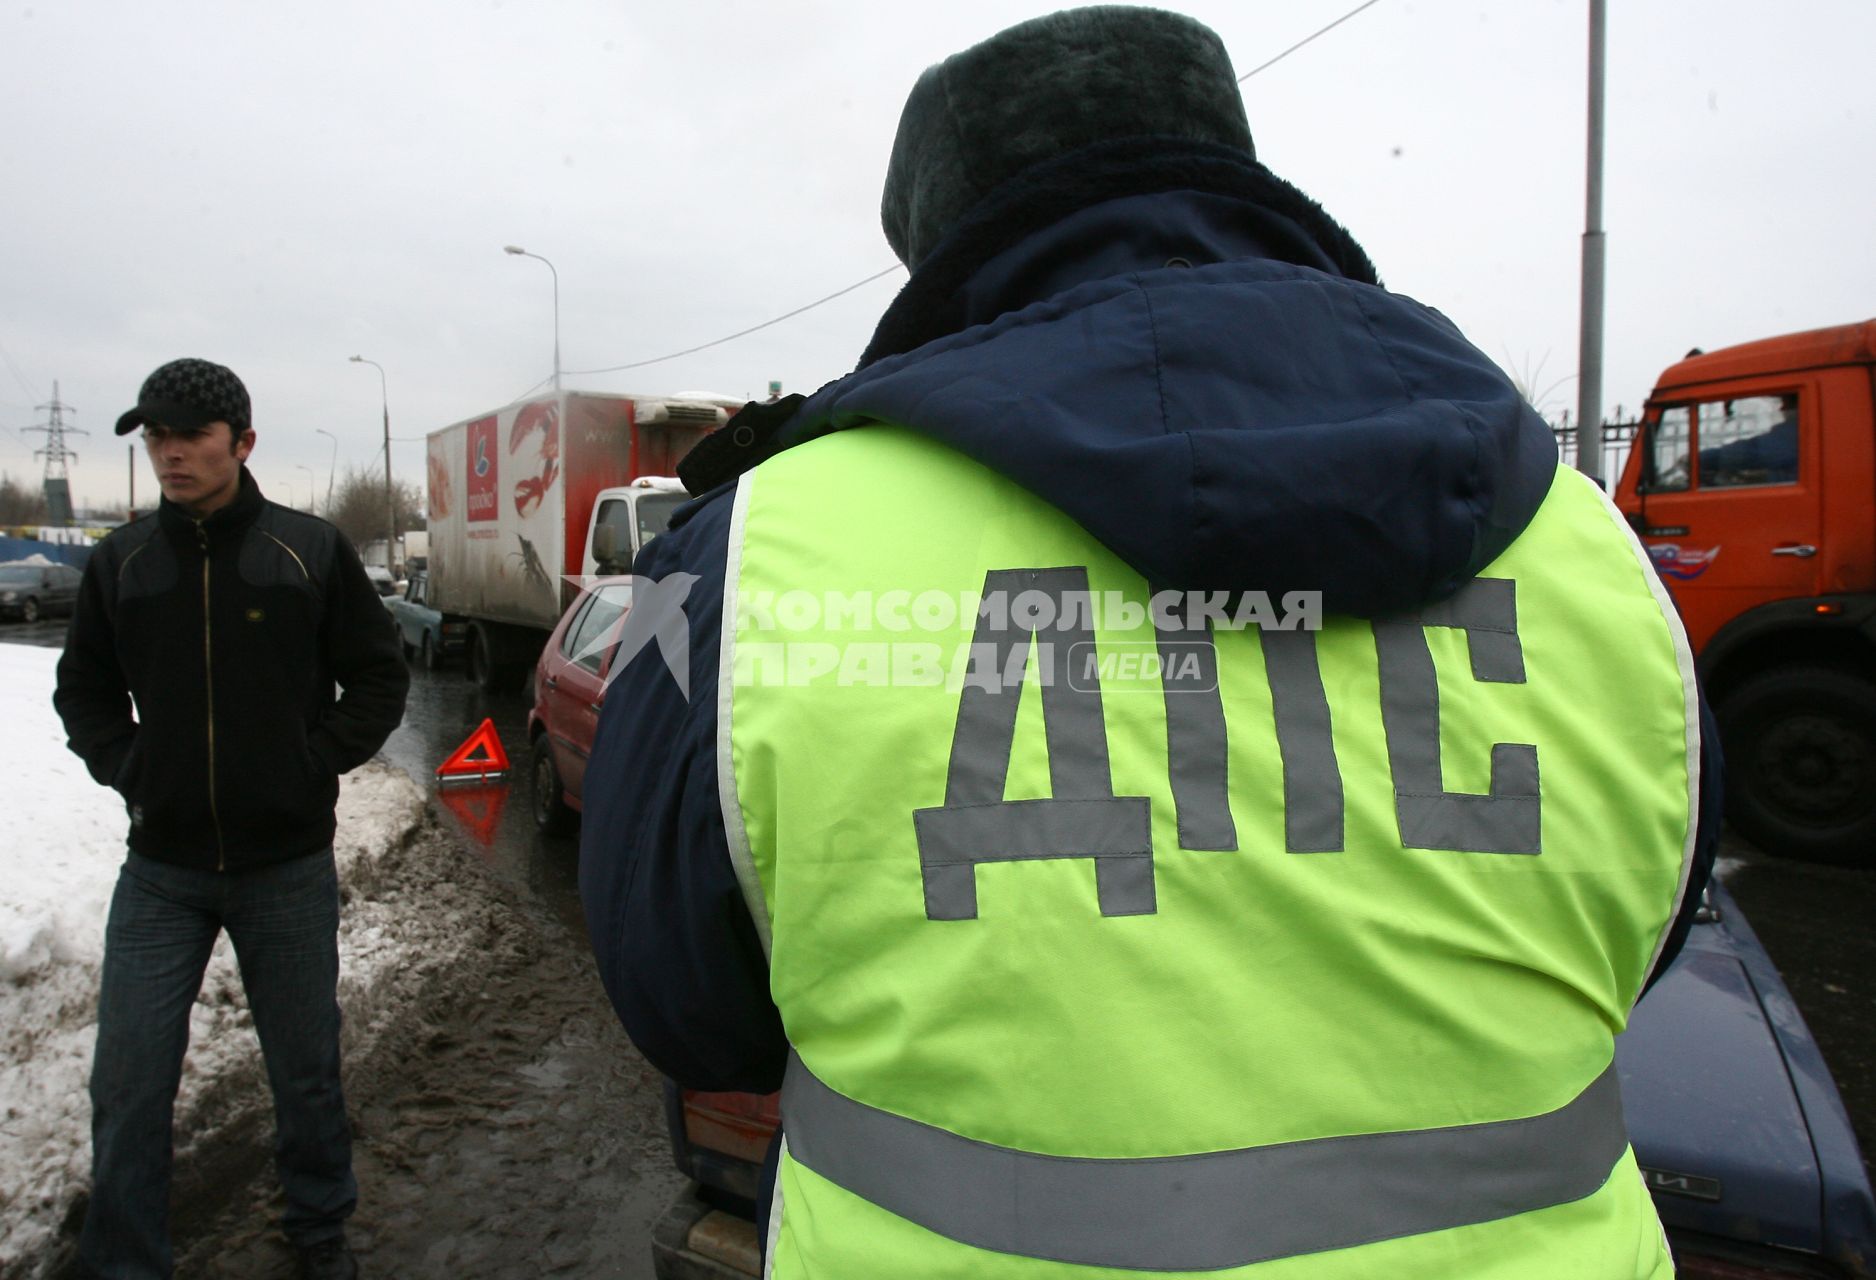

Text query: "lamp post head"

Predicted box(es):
[503, 245, 526, 256]
[349, 355, 364, 363]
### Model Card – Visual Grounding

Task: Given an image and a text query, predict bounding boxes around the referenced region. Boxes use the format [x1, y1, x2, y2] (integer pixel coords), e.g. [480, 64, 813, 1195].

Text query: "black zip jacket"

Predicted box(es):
[54, 469, 409, 870]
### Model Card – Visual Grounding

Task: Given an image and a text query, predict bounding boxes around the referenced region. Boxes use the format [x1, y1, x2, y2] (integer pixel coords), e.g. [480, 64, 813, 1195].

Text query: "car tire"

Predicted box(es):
[21, 597, 39, 624]
[1718, 664, 1876, 868]
[422, 632, 443, 672]
[531, 734, 577, 835]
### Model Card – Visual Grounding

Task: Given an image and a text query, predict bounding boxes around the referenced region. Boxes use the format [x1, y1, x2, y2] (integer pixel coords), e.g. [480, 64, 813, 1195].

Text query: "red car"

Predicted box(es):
[525, 580, 634, 834]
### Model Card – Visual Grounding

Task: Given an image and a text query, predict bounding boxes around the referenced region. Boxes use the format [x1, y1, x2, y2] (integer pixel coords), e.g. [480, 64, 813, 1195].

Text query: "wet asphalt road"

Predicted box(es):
[375, 656, 587, 936]
[6, 613, 1874, 1270]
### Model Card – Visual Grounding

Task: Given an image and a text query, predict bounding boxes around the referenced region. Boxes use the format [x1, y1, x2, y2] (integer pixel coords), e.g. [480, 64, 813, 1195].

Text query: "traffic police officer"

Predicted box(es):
[581, 9, 1717, 1277]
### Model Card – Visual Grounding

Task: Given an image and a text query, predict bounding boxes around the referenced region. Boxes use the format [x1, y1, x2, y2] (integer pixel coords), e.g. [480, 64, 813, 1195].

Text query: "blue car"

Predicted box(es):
[1619, 879, 1876, 1278]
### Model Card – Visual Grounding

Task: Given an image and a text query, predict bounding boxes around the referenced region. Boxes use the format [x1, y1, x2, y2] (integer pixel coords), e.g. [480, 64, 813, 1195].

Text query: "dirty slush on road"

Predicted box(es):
[94, 814, 682, 1279]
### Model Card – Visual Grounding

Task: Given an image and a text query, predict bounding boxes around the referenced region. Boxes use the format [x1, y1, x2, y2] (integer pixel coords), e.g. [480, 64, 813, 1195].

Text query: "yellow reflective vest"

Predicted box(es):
[719, 426, 1697, 1279]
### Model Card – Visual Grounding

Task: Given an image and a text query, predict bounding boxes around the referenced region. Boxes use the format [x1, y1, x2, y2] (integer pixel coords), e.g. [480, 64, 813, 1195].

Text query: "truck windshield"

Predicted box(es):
[636, 492, 687, 547]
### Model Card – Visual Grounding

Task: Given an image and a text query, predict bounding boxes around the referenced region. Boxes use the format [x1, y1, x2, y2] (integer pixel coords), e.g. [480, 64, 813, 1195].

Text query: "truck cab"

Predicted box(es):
[581, 475, 690, 579]
[1614, 320, 1876, 865]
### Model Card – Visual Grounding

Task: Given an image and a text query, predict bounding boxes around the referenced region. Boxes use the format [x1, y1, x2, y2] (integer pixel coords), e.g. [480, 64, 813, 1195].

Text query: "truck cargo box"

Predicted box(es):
[425, 391, 731, 632]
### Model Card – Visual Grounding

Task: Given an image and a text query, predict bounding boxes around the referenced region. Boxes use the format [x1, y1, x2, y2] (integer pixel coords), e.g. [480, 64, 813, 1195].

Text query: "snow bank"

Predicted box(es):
[0, 646, 429, 1274]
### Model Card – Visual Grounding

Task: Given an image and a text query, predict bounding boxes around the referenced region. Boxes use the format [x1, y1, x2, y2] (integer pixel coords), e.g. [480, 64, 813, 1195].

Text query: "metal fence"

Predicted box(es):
[0, 534, 91, 569]
[1553, 420, 1639, 487]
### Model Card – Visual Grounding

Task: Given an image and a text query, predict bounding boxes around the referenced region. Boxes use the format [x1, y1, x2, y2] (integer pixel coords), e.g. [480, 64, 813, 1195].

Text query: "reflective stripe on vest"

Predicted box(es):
[783, 1050, 1629, 1271]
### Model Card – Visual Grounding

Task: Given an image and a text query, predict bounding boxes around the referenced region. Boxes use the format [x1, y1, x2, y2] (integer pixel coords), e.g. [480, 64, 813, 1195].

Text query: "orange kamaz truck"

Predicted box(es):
[1614, 319, 1876, 866]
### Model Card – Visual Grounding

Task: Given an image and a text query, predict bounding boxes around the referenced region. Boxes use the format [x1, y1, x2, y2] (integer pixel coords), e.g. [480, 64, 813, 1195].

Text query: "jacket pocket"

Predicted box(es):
[217, 720, 339, 840]
[124, 730, 215, 843]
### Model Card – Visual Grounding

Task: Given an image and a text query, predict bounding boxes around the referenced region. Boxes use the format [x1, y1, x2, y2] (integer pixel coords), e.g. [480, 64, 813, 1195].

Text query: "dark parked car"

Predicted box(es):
[1617, 880, 1876, 1277]
[0, 560, 82, 623]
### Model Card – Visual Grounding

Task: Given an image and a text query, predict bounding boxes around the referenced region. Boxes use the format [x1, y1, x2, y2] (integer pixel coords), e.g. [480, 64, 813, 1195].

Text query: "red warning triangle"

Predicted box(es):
[436, 717, 511, 779]
[437, 782, 508, 846]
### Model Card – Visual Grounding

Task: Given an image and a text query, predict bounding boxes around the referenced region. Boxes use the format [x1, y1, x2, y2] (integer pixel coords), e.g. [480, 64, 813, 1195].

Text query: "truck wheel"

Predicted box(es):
[1718, 665, 1876, 868]
[531, 734, 577, 835]
[422, 632, 443, 672]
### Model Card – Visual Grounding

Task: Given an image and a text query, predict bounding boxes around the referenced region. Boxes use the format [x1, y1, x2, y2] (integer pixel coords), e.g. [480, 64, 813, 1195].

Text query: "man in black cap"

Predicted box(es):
[581, 8, 1716, 1277]
[55, 357, 407, 1280]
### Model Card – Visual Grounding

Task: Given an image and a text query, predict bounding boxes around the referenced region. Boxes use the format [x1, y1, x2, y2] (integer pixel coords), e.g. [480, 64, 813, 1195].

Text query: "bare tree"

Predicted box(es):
[326, 464, 424, 549]
[0, 473, 49, 525]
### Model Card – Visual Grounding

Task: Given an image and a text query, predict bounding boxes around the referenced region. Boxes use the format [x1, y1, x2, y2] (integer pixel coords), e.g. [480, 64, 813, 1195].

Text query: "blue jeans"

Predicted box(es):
[79, 849, 355, 1279]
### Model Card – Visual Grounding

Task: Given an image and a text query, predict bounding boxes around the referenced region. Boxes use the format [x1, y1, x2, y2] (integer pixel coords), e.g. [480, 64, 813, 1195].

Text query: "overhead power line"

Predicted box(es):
[554, 4, 1380, 380]
[0, 339, 40, 401]
[569, 263, 905, 377]
[1237, 0, 1385, 82]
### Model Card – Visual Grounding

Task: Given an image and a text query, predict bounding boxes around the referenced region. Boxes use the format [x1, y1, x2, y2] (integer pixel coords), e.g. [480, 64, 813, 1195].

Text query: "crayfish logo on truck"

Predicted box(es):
[509, 401, 561, 519]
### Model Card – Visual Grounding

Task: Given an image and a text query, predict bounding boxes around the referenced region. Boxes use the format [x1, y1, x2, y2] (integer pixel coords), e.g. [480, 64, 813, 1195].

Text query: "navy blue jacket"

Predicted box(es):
[581, 179, 1718, 1115]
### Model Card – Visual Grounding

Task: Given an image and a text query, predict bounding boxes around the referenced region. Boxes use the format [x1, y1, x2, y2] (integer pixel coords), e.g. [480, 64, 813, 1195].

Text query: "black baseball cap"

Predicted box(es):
[115, 357, 252, 437]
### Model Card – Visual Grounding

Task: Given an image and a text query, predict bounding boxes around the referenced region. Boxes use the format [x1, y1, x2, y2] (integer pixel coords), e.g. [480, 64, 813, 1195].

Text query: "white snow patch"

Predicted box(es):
[0, 645, 429, 1274]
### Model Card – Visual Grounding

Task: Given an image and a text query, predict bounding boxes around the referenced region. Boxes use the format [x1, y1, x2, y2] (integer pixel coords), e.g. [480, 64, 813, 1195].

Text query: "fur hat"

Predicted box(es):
[881, 6, 1255, 268]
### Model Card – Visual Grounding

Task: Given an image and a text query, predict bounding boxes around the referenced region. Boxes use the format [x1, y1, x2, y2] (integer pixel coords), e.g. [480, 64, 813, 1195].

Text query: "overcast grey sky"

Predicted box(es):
[3, 1, 1871, 514]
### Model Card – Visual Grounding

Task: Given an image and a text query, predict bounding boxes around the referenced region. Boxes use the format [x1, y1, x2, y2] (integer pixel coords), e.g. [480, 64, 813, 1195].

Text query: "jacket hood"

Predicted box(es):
[767, 186, 1556, 620]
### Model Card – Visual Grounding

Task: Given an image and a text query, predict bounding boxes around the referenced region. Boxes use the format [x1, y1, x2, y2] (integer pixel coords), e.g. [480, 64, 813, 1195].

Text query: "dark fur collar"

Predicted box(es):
[677, 140, 1380, 496]
[861, 138, 1379, 368]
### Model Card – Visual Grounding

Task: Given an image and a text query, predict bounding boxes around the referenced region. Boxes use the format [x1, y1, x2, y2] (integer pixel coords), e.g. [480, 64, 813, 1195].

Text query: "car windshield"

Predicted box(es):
[0, 566, 42, 585]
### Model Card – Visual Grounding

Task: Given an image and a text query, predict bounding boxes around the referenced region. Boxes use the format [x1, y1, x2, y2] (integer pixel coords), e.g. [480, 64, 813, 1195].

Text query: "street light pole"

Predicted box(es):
[314, 427, 338, 515]
[503, 244, 561, 394]
[349, 355, 395, 575]
[1575, 0, 1608, 486]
